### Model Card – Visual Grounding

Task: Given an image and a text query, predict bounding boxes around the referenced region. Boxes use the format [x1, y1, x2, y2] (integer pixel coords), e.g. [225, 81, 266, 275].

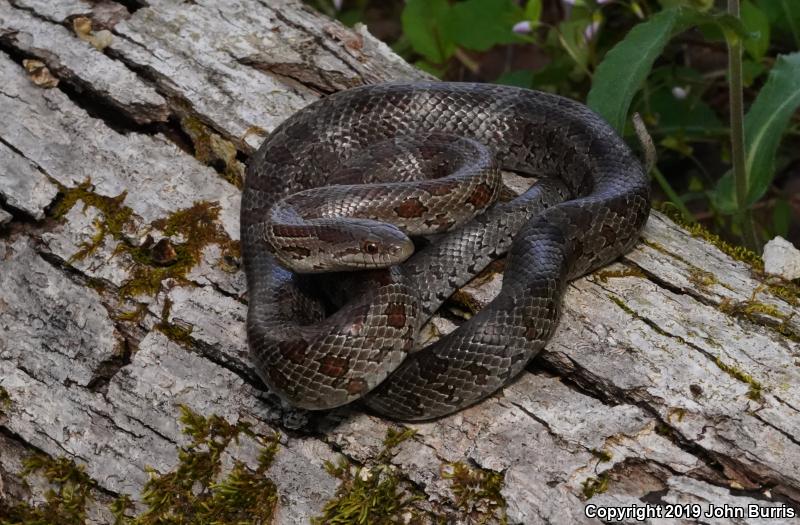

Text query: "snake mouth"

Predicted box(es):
[388, 237, 415, 262]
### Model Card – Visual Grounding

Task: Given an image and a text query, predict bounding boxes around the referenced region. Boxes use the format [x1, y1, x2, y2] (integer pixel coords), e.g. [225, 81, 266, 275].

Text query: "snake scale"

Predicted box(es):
[241, 82, 650, 421]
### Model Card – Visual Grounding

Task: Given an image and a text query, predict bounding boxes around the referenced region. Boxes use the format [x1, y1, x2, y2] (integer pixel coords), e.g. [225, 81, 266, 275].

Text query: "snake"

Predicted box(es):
[241, 82, 650, 421]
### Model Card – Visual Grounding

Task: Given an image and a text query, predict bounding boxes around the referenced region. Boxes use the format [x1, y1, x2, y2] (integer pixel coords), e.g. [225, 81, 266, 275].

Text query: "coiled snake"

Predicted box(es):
[241, 82, 650, 421]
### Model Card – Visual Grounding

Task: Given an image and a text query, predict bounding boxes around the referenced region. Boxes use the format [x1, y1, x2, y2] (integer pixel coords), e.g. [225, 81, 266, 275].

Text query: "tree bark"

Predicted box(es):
[1, 1, 798, 523]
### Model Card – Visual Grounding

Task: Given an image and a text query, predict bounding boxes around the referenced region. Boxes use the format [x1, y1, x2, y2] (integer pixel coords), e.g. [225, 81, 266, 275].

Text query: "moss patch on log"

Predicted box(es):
[121, 405, 280, 524]
[442, 461, 507, 524]
[312, 427, 425, 524]
[0, 455, 97, 525]
[581, 473, 610, 499]
[656, 204, 763, 269]
[713, 357, 764, 402]
[0, 407, 280, 525]
[50, 179, 238, 299]
[180, 115, 245, 189]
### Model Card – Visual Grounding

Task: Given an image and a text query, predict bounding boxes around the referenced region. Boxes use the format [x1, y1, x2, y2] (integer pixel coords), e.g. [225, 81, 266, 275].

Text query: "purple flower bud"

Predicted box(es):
[513, 20, 533, 34]
[583, 19, 601, 41]
[333, 0, 343, 11]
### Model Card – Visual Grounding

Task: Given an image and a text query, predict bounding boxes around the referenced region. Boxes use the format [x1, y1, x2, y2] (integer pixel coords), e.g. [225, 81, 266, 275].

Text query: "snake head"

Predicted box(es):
[333, 221, 414, 270]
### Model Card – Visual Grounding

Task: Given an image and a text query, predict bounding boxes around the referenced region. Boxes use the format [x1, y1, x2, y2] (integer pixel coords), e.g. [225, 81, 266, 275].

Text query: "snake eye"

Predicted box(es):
[362, 240, 379, 255]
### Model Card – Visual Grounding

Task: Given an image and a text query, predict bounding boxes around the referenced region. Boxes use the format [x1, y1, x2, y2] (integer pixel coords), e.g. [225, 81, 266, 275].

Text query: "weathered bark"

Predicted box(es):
[0, 1, 798, 523]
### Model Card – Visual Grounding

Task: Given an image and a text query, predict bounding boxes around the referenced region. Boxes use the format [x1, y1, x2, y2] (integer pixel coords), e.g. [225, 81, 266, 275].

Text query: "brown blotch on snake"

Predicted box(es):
[383, 303, 407, 329]
[241, 82, 650, 420]
[393, 197, 428, 218]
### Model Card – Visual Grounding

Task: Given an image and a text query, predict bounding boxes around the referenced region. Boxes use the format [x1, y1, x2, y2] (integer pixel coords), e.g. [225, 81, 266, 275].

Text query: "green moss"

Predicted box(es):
[656, 204, 763, 269]
[112, 303, 148, 323]
[51, 179, 133, 264]
[0, 410, 279, 525]
[609, 278, 767, 402]
[181, 116, 245, 189]
[590, 449, 613, 462]
[120, 201, 239, 298]
[51, 180, 238, 300]
[718, 297, 799, 341]
[127, 405, 279, 524]
[610, 296, 636, 316]
[581, 473, 610, 499]
[642, 240, 720, 291]
[654, 422, 676, 439]
[313, 428, 424, 525]
[714, 357, 764, 401]
[380, 427, 417, 458]
[442, 462, 507, 525]
[595, 267, 645, 282]
[610, 295, 693, 346]
[0, 455, 98, 525]
[688, 267, 717, 288]
[767, 282, 800, 306]
[110, 495, 134, 525]
[658, 204, 800, 307]
[154, 297, 194, 347]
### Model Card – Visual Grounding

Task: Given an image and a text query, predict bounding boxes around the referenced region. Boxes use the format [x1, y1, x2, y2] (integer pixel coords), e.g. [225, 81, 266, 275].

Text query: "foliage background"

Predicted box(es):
[306, 0, 800, 251]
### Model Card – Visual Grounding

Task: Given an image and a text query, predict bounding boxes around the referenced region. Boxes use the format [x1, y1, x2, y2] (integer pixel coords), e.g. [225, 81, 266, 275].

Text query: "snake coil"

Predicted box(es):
[241, 82, 650, 421]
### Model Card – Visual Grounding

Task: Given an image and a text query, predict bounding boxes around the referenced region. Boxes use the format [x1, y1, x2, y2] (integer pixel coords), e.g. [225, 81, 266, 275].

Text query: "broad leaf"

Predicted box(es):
[588, 8, 686, 132]
[658, 0, 713, 11]
[496, 70, 535, 88]
[709, 172, 736, 214]
[589, 7, 750, 133]
[449, 0, 524, 51]
[401, 0, 454, 64]
[525, 0, 542, 24]
[648, 87, 726, 136]
[741, 0, 770, 61]
[743, 52, 800, 204]
[756, 0, 800, 47]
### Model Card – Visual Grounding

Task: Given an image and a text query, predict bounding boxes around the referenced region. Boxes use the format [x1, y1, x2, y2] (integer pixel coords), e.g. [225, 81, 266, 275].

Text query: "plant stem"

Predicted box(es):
[727, 0, 759, 250]
[652, 167, 694, 222]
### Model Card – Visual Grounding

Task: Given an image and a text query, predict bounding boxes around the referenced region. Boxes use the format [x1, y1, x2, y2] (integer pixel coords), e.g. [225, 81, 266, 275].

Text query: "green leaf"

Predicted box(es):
[530, 56, 581, 92]
[496, 69, 535, 88]
[525, 0, 542, 24]
[449, 0, 524, 51]
[743, 52, 800, 205]
[772, 198, 792, 238]
[401, 0, 454, 64]
[588, 8, 686, 132]
[658, 0, 713, 11]
[741, 0, 770, 61]
[648, 85, 726, 136]
[742, 59, 767, 86]
[557, 18, 594, 71]
[709, 171, 737, 214]
[756, 0, 800, 47]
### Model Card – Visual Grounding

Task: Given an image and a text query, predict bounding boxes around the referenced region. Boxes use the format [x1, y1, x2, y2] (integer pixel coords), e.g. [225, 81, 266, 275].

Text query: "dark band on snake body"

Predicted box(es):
[241, 82, 650, 420]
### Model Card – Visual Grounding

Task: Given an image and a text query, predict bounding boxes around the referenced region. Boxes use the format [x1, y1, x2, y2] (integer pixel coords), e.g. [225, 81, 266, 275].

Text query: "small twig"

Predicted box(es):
[632, 113, 656, 175]
[452, 48, 480, 75]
